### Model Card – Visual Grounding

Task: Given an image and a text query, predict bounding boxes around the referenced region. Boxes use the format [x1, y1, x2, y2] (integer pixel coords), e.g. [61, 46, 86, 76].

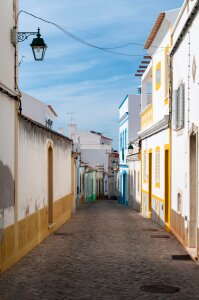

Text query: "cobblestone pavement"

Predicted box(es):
[0, 200, 199, 300]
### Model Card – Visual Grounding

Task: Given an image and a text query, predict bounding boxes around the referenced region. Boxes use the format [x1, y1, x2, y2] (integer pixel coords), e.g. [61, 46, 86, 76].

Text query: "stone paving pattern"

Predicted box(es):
[0, 200, 199, 299]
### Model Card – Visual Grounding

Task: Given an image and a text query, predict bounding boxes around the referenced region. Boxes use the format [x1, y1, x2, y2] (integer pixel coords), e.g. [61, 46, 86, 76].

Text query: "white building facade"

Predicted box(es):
[139, 9, 179, 228]
[21, 93, 57, 128]
[0, 0, 19, 263]
[119, 95, 141, 206]
[170, 0, 199, 256]
[0, 0, 75, 272]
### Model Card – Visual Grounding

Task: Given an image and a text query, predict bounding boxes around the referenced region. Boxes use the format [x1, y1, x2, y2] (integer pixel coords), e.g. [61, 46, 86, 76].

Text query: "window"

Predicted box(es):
[173, 83, 185, 130]
[177, 192, 182, 213]
[122, 147, 125, 161]
[120, 133, 122, 151]
[156, 62, 161, 90]
[143, 151, 147, 183]
[155, 147, 160, 188]
[125, 129, 127, 149]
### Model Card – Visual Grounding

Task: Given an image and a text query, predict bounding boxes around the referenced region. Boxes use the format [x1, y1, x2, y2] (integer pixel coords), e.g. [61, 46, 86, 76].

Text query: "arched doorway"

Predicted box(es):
[48, 146, 53, 225]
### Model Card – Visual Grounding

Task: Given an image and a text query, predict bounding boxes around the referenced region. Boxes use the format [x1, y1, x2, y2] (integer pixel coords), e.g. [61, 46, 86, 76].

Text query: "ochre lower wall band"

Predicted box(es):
[0, 193, 73, 272]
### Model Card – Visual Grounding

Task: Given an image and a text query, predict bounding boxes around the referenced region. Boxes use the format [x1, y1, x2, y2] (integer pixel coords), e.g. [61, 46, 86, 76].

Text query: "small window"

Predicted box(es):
[173, 83, 185, 130]
[177, 192, 182, 213]
[125, 129, 127, 149]
[120, 133, 122, 150]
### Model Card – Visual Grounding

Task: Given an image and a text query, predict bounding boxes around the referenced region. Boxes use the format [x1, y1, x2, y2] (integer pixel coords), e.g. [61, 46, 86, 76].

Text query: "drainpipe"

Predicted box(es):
[169, 47, 173, 231]
[196, 131, 199, 258]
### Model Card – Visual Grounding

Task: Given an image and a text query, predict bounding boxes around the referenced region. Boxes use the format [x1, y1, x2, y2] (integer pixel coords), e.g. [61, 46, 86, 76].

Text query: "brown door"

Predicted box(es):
[48, 147, 53, 224]
[148, 152, 152, 214]
[189, 133, 197, 248]
[165, 149, 169, 223]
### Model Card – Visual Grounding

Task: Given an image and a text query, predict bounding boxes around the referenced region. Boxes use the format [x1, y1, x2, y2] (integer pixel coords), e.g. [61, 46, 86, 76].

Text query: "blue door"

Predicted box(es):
[123, 173, 126, 205]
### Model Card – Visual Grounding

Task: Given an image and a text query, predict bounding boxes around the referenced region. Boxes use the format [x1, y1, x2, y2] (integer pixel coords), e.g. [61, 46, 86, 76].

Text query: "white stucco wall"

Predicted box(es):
[81, 149, 109, 173]
[21, 93, 56, 126]
[141, 129, 169, 225]
[0, 95, 16, 228]
[128, 95, 141, 142]
[18, 118, 72, 221]
[128, 160, 141, 211]
[0, 0, 16, 91]
[0, 0, 18, 230]
[171, 4, 199, 223]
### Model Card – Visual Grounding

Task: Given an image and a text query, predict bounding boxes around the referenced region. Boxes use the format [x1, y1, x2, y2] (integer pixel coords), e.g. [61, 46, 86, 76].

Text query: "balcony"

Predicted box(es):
[140, 103, 153, 131]
[141, 61, 152, 112]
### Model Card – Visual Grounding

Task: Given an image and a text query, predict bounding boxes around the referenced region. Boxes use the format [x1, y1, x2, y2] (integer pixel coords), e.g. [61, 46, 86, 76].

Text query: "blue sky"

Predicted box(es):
[19, 0, 183, 149]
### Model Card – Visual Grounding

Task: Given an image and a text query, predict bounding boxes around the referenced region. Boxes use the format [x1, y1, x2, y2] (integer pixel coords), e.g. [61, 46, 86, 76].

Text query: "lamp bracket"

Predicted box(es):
[11, 27, 38, 45]
[17, 31, 38, 42]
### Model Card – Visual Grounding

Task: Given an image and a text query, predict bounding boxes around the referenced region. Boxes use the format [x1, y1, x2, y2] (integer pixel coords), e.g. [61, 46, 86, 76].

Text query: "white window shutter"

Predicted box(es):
[172, 89, 178, 130]
[179, 83, 185, 128]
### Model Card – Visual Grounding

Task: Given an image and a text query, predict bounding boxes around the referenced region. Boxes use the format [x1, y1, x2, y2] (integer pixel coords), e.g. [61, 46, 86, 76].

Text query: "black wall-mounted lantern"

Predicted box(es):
[11, 27, 47, 61]
[128, 142, 134, 155]
[30, 28, 47, 61]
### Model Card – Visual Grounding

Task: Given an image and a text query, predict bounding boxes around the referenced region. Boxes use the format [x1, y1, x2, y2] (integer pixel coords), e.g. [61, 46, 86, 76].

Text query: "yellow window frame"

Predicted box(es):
[155, 62, 161, 91]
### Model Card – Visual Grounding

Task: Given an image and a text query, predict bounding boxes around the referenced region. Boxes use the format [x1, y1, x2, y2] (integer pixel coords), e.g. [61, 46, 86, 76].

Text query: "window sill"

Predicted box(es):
[175, 128, 184, 136]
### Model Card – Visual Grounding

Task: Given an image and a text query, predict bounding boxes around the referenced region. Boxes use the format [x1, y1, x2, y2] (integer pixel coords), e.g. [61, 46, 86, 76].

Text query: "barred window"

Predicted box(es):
[173, 83, 185, 130]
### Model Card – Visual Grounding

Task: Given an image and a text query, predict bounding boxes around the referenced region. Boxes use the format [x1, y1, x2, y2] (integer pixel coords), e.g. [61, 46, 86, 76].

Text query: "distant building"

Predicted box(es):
[21, 93, 57, 129]
[108, 151, 119, 199]
[68, 124, 112, 198]
[118, 95, 141, 205]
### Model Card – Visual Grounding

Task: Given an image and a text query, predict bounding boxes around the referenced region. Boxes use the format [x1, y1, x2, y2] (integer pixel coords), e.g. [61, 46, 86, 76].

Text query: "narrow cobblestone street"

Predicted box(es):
[0, 200, 199, 300]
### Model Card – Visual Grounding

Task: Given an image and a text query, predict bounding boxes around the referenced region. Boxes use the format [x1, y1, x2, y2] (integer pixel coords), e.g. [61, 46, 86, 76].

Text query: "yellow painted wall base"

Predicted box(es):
[0, 193, 73, 273]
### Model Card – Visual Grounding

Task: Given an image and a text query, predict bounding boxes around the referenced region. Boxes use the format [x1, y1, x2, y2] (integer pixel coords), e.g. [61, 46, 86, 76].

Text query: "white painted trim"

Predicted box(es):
[0, 81, 18, 97]
[138, 115, 169, 139]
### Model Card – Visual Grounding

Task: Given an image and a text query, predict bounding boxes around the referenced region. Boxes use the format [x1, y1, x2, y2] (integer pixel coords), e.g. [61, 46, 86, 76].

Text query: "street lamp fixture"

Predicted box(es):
[11, 27, 47, 61]
[128, 142, 134, 155]
[30, 28, 47, 61]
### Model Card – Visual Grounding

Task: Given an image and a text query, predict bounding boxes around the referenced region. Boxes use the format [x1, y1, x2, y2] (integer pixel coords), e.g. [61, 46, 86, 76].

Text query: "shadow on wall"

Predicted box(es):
[0, 161, 14, 240]
[151, 207, 165, 228]
[133, 199, 140, 212]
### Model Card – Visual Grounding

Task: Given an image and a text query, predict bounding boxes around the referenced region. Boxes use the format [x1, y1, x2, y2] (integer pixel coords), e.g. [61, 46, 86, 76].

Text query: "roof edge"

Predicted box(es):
[119, 95, 128, 109]
[144, 12, 165, 49]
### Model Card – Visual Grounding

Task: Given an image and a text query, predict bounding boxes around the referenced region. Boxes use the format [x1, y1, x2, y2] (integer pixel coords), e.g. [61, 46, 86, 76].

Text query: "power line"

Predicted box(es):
[18, 10, 159, 57]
